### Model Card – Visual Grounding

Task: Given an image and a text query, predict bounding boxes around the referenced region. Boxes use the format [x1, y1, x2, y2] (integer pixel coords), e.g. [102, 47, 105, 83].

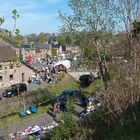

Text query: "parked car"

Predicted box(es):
[2, 83, 27, 98]
[79, 75, 93, 86]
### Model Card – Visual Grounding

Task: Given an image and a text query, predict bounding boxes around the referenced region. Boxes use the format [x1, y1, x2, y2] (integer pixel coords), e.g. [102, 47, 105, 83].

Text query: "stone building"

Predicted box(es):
[0, 45, 33, 88]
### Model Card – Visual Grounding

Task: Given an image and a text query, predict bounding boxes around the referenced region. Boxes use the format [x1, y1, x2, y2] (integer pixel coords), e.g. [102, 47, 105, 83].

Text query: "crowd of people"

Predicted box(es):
[28, 64, 67, 85]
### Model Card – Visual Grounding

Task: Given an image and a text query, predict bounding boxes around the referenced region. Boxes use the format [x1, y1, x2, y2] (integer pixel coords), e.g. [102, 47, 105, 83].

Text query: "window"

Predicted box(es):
[0, 76, 3, 82]
[22, 73, 25, 82]
[10, 64, 14, 69]
[9, 75, 14, 81]
[0, 65, 2, 70]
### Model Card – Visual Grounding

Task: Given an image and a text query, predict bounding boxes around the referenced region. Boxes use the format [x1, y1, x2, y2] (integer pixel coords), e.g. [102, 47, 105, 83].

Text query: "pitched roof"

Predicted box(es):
[0, 46, 16, 62]
[8, 39, 19, 48]
[21, 44, 31, 49]
[36, 43, 50, 49]
[51, 44, 61, 49]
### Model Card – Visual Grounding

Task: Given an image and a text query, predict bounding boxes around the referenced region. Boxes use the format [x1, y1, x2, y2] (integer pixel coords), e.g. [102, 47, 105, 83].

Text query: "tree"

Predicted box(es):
[50, 98, 77, 140]
[51, 48, 57, 56]
[58, 0, 114, 89]
[111, 0, 140, 107]
[132, 20, 140, 35]
[0, 9, 20, 41]
[58, 37, 65, 46]
[26, 33, 38, 43]
[65, 35, 72, 45]
[38, 32, 48, 43]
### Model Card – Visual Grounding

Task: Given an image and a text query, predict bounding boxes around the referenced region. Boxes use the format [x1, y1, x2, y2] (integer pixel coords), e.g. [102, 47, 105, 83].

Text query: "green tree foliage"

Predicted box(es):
[65, 35, 72, 45]
[51, 99, 77, 140]
[0, 16, 4, 27]
[51, 48, 57, 56]
[38, 32, 48, 43]
[30, 41, 35, 48]
[51, 112, 77, 140]
[58, 37, 65, 46]
[58, 0, 115, 89]
[26, 33, 38, 43]
[0, 9, 20, 42]
[58, 0, 115, 60]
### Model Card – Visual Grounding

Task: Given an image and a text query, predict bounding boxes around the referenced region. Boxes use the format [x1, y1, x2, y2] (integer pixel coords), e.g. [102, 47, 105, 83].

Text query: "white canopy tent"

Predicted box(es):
[53, 59, 71, 69]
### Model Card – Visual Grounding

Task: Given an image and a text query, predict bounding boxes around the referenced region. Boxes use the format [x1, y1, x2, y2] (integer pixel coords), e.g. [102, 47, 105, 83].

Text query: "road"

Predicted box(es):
[0, 82, 49, 114]
[0, 81, 48, 96]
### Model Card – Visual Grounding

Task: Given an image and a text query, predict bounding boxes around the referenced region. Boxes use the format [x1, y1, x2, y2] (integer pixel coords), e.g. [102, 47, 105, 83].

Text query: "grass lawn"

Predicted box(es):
[81, 79, 104, 96]
[47, 73, 79, 96]
[0, 106, 48, 126]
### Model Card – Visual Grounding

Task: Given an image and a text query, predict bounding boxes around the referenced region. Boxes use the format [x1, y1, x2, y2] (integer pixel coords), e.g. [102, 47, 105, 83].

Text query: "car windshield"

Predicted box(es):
[5, 88, 12, 93]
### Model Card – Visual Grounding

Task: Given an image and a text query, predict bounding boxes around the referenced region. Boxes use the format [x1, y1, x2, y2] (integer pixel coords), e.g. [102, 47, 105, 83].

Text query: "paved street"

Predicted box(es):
[0, 81, 48, 96]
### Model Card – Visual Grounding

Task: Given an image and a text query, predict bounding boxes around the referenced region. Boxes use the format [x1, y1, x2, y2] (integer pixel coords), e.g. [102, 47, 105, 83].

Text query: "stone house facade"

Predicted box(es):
[66, 45, 81, 53]
[35, 47, 51, 59]
[21, 44, 51, 60]
[21, 48, 36, 60]
[0, 46, 33, 88]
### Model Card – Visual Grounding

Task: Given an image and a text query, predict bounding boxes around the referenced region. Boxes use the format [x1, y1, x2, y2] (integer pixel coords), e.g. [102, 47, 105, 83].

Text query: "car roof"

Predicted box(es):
[11, 83, 26, 87]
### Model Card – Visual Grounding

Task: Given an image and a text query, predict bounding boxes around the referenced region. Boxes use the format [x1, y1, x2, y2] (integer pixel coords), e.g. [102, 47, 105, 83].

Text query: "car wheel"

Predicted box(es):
[11, 94, 15, 98]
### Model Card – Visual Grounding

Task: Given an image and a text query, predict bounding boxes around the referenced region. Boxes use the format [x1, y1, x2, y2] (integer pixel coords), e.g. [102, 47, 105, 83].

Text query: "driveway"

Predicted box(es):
[0, 81, 48, 96]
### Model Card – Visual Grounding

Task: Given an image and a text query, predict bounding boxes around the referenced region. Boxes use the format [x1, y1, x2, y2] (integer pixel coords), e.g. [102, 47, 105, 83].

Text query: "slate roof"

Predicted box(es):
[21, 44, 31, 49]
[51, 44, 61, 49]
[36, 43, 50, 50]
[0, 46, 16, 62]
[8, 39, 19, 48]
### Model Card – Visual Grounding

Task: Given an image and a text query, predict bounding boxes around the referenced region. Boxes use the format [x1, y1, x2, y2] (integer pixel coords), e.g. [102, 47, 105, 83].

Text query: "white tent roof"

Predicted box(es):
[54, 59, 70, 69]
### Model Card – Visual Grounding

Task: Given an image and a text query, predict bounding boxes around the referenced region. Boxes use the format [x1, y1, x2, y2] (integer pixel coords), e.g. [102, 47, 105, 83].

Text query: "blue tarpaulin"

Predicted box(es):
[31, 106, 38, 113]
[62, 89, 79, 95]
[55, 89, 79, 100]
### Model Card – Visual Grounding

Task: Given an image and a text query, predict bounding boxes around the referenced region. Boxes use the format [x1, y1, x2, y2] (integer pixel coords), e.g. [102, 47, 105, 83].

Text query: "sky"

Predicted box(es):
[0, 0, 70, 35]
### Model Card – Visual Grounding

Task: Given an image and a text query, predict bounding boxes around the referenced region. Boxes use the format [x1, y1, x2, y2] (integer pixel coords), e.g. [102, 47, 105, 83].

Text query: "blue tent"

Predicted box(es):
[31, 106, 38, 113]
[55, 89, 80, 100]
[62, 89, 79, 95]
